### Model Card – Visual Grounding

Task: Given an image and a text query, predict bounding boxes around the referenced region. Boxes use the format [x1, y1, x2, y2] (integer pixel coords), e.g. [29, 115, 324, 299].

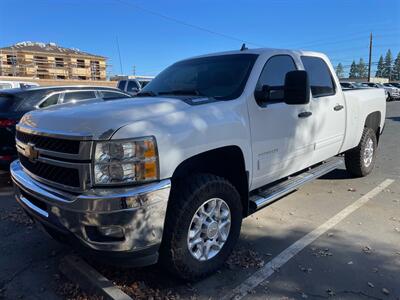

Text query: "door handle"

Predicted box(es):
[298, 111, 312, 118]
[334, 104, 344, 111]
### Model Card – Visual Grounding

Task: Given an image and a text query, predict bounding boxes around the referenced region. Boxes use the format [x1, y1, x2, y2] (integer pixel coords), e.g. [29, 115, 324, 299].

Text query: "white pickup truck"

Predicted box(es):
[11, 48, 386, 280]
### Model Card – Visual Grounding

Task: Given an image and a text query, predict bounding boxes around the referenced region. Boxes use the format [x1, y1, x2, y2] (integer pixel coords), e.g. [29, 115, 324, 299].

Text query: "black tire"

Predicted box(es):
[160, 173, 242, 281]
[345, 127, 377, 177]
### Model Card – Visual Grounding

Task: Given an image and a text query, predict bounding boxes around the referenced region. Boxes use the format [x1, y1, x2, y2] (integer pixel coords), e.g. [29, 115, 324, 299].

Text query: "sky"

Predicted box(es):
[1, 0, 399, 77]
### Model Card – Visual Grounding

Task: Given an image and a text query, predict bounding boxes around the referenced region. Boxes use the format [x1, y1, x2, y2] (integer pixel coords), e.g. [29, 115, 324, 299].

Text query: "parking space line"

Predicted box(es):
[222, 179, 395, 300]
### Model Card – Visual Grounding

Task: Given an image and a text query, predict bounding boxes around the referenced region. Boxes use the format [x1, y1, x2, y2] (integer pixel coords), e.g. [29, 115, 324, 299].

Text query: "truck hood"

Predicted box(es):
[19, 97, 190, 139]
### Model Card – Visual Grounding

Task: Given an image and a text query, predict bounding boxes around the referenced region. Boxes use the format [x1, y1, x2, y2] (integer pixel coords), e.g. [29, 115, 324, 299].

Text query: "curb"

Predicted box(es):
[59, 255, 133, 300]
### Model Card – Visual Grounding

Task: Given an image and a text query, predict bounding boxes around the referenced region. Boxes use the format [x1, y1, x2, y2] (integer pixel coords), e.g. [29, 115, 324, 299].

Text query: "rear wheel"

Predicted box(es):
[345, 127, 377, 177]
[160, 174, 242, 281]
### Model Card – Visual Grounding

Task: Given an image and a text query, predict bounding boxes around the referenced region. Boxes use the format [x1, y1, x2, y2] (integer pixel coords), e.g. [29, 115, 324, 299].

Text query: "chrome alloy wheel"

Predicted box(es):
[363, 137, 374, 167]
[187, 198, 231, 261]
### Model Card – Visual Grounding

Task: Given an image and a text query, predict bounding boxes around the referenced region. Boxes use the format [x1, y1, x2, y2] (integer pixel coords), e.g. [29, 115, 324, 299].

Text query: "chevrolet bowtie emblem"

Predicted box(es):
[25, 143, 39, 161]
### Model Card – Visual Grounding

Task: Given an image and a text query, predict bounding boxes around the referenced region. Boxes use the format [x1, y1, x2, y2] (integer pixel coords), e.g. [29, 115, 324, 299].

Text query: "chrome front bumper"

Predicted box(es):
[11, 160, 171, 261]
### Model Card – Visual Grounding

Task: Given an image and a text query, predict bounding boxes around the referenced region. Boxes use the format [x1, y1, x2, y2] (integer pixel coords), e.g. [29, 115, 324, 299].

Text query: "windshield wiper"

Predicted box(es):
[135, 91, 158, 97]
[158, 89, 205, 96]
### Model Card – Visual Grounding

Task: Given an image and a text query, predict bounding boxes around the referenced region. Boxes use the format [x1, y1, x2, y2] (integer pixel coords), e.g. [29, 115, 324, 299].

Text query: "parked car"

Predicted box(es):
[340, 82, 357, 89]
[0, 80, 39, 90]
[11, 48, 386, 280]
[117, 78, 153, 95]
[383, 83, 400, 100]
[389, 82, 400, 88]
[117, 79, 142, 95]
[0, 86, 131, 172]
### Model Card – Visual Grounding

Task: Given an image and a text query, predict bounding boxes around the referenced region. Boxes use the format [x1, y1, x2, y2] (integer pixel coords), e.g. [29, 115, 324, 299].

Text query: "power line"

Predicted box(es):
[113, 0, 265, 47]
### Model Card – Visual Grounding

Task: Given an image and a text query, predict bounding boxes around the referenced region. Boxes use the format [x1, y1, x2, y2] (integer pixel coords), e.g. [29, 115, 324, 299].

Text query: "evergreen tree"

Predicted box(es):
[375, 55, 384, 77]
[382, 49, 393, 79]
[349, 60, 357, 78]
[357, 58, 368, 78]
[335, 63, 344, 78]
[393, 52, 400, 81]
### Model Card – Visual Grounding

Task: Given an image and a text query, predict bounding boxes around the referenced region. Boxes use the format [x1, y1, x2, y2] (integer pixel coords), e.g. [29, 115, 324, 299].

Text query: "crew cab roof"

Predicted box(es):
[182, 48, 328, 62]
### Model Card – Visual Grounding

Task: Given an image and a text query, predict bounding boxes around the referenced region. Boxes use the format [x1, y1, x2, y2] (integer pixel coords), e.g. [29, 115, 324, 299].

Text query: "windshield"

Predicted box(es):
[141, 54, 258, 100]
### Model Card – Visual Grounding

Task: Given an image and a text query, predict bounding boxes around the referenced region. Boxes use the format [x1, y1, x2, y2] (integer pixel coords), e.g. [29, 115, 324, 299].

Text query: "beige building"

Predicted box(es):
[0, 42, 107, 80]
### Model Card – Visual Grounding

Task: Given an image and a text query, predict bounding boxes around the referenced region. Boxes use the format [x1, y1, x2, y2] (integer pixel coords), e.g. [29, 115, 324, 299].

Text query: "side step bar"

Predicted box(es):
[249, 157, 344, 211]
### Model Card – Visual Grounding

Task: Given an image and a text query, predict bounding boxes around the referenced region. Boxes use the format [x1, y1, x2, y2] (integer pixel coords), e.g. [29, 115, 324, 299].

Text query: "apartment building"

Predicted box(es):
[0, 42, 107, 80]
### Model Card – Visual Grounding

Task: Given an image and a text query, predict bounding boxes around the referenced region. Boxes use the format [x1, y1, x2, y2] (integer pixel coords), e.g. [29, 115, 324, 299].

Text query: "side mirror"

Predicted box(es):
[284, 70, 310, 105]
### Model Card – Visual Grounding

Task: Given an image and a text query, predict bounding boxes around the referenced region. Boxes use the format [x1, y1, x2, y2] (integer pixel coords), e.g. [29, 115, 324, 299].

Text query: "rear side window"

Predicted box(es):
[301, 56, 335, 97]
[126, 80, 140, 92]
[117, 80, 126, 90]
[0, 94, 16, 111]
[255, 55, 297, 105]
[39, 93, 60, 108]
[63, 91, 97, 103]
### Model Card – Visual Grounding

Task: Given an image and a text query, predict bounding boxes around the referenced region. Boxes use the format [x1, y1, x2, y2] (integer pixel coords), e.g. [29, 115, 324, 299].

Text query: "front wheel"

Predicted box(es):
[160, 174, 242, 281]
[345, 127, 377, 177]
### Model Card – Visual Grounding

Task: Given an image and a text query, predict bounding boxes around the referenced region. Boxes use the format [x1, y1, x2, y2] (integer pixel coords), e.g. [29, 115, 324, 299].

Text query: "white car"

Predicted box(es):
[0, 80, 39, 90]
[11, 48, 386, 280]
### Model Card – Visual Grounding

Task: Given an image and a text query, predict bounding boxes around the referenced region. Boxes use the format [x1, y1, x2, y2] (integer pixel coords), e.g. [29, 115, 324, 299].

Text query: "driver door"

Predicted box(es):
[248, 54, 315, 190]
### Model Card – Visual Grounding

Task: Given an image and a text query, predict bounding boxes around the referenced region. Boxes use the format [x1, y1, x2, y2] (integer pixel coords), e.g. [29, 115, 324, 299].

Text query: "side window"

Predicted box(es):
[101, 91, 130, 99]
[255, 55, 297, 105]
[39, 93, 60, 108]
[301, 56, 335, 97]
[126, 80, 140, 92]
[117, 80, 126, 90]
[63, 91, 96, 103]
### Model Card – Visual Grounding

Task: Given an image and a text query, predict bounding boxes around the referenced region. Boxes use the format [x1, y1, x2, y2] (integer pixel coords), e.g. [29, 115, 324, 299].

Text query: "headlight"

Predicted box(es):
[93, 137, 158, 185]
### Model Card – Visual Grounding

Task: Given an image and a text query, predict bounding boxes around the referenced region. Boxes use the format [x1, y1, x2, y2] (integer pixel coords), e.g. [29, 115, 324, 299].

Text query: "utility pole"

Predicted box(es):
[367, 32, 373, 82]
[116, 36, 123, 75]
[132, 65, 136, 76]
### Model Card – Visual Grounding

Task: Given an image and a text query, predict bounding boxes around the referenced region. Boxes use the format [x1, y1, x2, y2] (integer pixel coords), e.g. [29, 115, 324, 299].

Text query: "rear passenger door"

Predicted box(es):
[301, 56, 346, 165]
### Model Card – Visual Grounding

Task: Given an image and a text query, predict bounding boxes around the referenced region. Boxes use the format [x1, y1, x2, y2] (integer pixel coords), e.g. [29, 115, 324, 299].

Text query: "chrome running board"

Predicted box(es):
[250, 157, 344, 211]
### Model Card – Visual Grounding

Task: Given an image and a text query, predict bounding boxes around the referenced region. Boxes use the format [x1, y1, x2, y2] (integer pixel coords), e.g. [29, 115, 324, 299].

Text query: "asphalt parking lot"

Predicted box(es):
[0, 102, 399, 300]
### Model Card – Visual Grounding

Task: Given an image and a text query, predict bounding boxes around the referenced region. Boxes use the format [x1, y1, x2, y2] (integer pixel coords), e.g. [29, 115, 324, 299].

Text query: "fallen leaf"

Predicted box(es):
[382, 288, 390, 295]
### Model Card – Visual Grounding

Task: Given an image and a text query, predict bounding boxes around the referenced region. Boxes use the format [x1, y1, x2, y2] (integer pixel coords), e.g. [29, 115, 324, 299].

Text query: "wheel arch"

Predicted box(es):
[364, 111, 381, 143]
[170, 145, 250, 216]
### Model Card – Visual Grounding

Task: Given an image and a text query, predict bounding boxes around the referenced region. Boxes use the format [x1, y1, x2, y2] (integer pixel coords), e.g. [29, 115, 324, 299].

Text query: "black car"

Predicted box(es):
[0, 86, 131, 173]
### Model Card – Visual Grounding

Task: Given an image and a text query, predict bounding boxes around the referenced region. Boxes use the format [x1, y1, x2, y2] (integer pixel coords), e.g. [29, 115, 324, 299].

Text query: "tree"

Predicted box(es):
[349, 60, 357, 78]
[375, 55, 384, 78]
[393, 52, 400, 81]
[382, 49, 393, 79]
[357, 58, 368, 78]
[335, 63, 344, 78]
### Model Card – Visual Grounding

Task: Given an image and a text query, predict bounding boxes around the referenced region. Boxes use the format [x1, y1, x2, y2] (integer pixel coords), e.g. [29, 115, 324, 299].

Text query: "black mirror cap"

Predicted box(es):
[284, 70, 310, 105]
[254, 85, 269, 104]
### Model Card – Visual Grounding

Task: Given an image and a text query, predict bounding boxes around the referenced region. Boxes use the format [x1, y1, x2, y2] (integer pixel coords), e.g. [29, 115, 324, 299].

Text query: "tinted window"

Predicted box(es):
[140, 81, 150, 88]
[142, 54, 258, 100]
[117, 81, 126, 90]
[0, 94, 16, 111]
[101, 91, 131, 99]
[127, 80, 140, 92]
[39, 93, 60, 108]
[15, 90, 51, 111]
[255, 55, 297, 105]
[301, 56, 335, 97]
[63, 91, 96, 103]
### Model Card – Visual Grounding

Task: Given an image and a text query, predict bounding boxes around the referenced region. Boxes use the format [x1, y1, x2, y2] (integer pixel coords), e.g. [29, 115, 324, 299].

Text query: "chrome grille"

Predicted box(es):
[16, 131, 81, 154]
[16, 127, 92, 191]
[19, 154, 80, 187]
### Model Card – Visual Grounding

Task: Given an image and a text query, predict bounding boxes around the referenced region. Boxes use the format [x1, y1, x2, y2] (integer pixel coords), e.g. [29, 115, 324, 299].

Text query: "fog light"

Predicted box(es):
[97, 226, 124, 239]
